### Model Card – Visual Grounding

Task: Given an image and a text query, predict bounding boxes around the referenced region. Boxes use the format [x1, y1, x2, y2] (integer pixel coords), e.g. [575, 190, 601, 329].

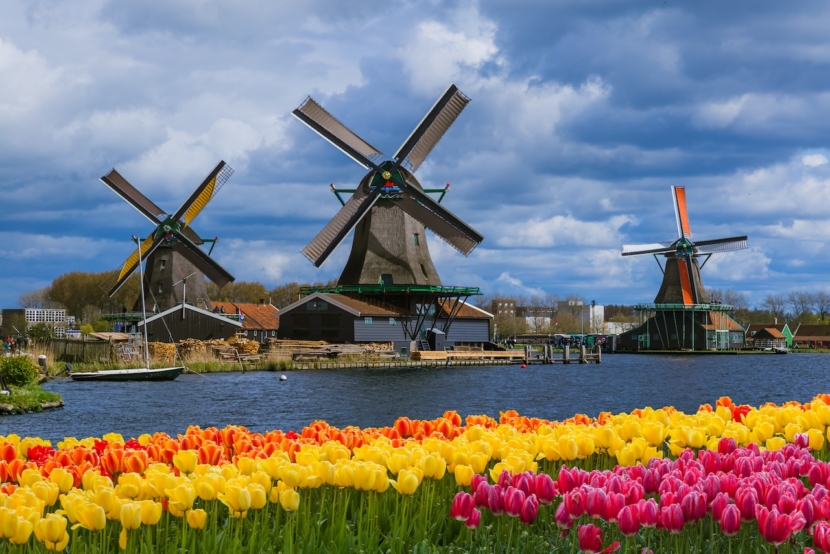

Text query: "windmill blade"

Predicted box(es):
[172, 234, 234, 287]
[101, 169, 164, 224]
[302, 187, 382, 267]
[394, 84, 470, 173]
[671, 186, 692, 239]
[396, 196, 482, 255]
[108, 235, 164, 296]
[621, 242, 676, 256]
[293, 97, 382, 170]
[171, 161, 234, 228]
[676, 257, 697, 305]
[695, 236, 748, 254]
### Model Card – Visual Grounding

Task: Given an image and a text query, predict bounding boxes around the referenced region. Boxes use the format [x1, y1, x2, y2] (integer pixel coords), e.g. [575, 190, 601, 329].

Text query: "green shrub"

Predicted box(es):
[0, 356, 40, 387]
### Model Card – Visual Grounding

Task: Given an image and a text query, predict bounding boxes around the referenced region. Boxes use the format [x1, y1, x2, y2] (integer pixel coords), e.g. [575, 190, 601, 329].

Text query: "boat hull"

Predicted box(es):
[70, 367, 184, 382]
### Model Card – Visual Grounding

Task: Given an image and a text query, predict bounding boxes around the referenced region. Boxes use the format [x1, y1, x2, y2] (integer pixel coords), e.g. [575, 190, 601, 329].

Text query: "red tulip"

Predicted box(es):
[680, 491, 707, 523]
[809, 464, 828, 488]
[799, 496, 817, 531]
[451, 492, 474, 521]
[718, 437, 737, 455]
[604, 492, 626, 523]
[534, 473, 556, 505]
[555, 501, 573, 530]
[466, 508, 481, 529]
[660, 504, 684, 534]
[520, 494, 539, 525]
[504, 486, 525, 518]
[643, 469, 660, 494]
[474, 482, 490, 508]
[565, 489, 587, 519]
[498, 470, 513, 489]
[471, 474, 488, 494]
[514, 472, 534, 497]
[558, 466, 577, 494]
[719, 504, 741, 536]
[736, 487, 758, 522]
[577, 524, 620, 554]
[586, 488, 607, 519]
[618, 504, 640, 536]
[637, 499, 659, 528]
[710, 492, 730, 522]
[487, 485, 504, 515]
[624, 482, 645, 505]
[814, 521, 830, 553]
[719, 473, 739, 497]
[756, 505, 807, 546]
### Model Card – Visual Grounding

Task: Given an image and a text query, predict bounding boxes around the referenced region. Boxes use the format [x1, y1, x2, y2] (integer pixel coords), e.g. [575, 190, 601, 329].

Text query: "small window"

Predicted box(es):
[365, 317, 373, 325]
[158, 284, 163, 293]
[271, 330, 276, 337]
[245, 330, 249, 336]
[254, 330, 258, 337]
[160, 260, 166, 271]
[389, 318, 396, 326]
[413, 233, 419, 245]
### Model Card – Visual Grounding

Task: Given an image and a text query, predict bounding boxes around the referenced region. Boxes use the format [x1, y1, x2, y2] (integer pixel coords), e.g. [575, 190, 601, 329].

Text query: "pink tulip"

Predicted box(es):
[718, 437, 737, 455]
[535, 473, 557, 505]
[487, 484, 504, 515]
[466, 508, 481, 529]
[756, 505, 806, 545]
[586, 488, 607, 519]
[514, 472, 534, 497]
[660, 504, 684, 534]
[471, 474, 488, 494]
[710, 492, 730, 522]
[736, 487, 758, 522]
[555, 501, 573, 530]
[504, 486, 525, 518]
[577, 524, 619, 554]
[565, 489, 587, 519]
[451, 492, 474, 521]
[604, 492, 626, 523]
[474, 482, 490, 508]
[498, 470, 513, 490]
[617, 504, 640, 537]
[719, 504, 741, 536]
[558, 466, 577, 494]
[520, 494, 539, 525]
[680, 491, 706, 523]
[637, 499, 659, 528]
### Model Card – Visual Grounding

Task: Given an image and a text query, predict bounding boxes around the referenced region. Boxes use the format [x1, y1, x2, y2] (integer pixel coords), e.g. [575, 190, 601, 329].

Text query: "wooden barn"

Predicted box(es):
[277, 292, 492, 356]
[745, 323, 793, 348]
[211, 301, 279, 344]
[138, 304, 241, 343]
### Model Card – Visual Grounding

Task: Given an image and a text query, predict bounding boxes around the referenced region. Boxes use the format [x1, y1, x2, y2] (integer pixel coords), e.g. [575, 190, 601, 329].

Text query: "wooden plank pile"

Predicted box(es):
[228, 336, 260, 356]
[267, 339, 396, 360]
[410, 351, 449, 361]
[148, 342, 176, 364]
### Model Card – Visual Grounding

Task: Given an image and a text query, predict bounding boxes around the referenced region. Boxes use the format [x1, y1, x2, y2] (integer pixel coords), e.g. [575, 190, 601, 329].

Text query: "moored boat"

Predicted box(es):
[70, 366, 184, 382]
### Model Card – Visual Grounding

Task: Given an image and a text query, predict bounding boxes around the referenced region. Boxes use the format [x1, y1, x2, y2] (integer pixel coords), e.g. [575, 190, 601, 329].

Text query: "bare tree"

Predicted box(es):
[761, 294, 788, 321]
[18, 287, 54, 309]
[707, 288, 749, 310]
[813, 292, 830, 322]
[788, 291, 815, 322]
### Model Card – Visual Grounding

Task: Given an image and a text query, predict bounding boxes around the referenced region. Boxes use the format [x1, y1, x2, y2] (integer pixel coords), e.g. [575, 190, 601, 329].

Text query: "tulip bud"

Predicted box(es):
[637, 499, 659, 528]
[535, 473, 557, 505]
[504, 486, 525, 518]
[618, 504, 640, 536]
[187, 509, 207, 530]
[451, 492, 474, 521]
[519, 494, 539, 525]
[279, 488, 300, 512]
[487, 484, 504, 515]
[719, 504, 741, 536]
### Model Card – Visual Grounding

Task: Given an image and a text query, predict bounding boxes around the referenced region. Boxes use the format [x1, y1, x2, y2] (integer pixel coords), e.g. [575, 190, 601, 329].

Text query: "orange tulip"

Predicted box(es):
[198, 443, 223, 466]
[0, 443, 17, 463]
[123, 451, 149, 474]
[100, 450, 125, 476]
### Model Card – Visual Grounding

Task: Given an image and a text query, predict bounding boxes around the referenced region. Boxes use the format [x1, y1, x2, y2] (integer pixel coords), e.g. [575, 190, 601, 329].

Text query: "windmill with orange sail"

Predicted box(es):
[617, 186, 749, 351]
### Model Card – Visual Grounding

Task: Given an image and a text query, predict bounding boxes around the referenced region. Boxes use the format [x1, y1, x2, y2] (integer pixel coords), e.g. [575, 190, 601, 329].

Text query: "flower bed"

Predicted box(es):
[1, 395, 830, 552]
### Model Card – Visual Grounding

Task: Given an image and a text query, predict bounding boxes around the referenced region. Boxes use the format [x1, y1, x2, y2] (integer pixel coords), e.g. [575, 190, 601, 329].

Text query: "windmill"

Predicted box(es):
[101, 161, 235, 312]
[617, 186, 749, 351]
[292, 84, 483, 286]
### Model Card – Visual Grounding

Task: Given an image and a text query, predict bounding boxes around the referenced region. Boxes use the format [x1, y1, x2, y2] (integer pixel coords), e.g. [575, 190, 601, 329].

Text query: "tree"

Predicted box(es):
[17, 288, 56, 309]
[813, 292, 830, 322]
[45, 270, 140, 319]
[761, 294, 788, 322]
[787, 291, 815, 323]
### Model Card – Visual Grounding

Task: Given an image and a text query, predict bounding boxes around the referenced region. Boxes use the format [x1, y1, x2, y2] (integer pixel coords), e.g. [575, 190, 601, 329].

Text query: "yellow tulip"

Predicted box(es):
[766, 437, 787, 452]
[193, 474, 222, 502]
[140, 500, 162, 525]
[784, 423, 803, 444]
[0, 507, 19, 540]
[641, 422, 668, 446]
[390, 469, 419, 496]
[30, 481, 60, 507]
[236, 457, 257, 476]
[117, 472, 143, 499]
[138, 434, 152, 446]
[280, 465, 302, 488]
[89, 486, 115, 513]
[469, 452, 489, 474]
[248, 484, 267, 510]
[334, 463, 355, 488]
[218, 484, 251, 518]
[315, 461, 336, 485]
[33, 513, 69, 551]
[279, 488, 300, 512]
[558, 436, 579, 461]
[809, 428, 825, 451]
[454, 464, 474, 487]
[48, 468, 75, 494]
[220, 464, 239, 481]
[120, 502, 141, 530]
[19, 468, 43, 487]
[615, 447, 638, 467]
[355, 464, 377, 491]
[257, 457, 284, 480]
[373, 468, 390, 493]
[187, 509, 207, 530]
[9, 516, 33, 546]
[73, 503, 107, 532]
[165, 484, 196, 518]
[250, 471, 272, 494]
[173, 450, 198, 474]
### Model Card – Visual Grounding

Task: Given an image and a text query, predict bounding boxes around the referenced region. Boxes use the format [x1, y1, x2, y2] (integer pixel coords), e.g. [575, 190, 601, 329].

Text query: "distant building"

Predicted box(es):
[1, 308, 73, 338]
[211, 301, 279, 344]
[490, 300, 516, 317]
[748, 328, 787, 349]
[138, 304, 242, 343]
[279, 292, 492, 356]
[792, 324, 830, 349]
[617, 309, 745, 351]
[745, 323, 793, 348]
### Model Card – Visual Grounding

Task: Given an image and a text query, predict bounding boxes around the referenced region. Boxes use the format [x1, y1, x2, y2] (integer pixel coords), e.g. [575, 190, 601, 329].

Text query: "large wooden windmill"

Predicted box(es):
[617, 186, 749, 351]
[284, 85, 489, 347]
[102, 162, 235, 312]
[292, 84, 483, 286]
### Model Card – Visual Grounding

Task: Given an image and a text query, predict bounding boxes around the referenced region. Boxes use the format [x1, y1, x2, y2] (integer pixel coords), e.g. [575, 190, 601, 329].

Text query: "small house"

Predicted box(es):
[749, 328, 786, 349]
[745, 323, 793, 348]
[211, 301, 279, 344]
[138, 304, 242, 342]
[792, 324, 830, 349]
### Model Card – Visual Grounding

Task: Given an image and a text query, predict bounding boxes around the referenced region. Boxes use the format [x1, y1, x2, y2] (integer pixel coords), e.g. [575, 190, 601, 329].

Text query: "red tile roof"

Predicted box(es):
[211, 302, 279, 331]
[793, 325, 830, 339]
[700, 312, 745, 331]
[745, 323, 789, 335]
[754, 328, 785, 339]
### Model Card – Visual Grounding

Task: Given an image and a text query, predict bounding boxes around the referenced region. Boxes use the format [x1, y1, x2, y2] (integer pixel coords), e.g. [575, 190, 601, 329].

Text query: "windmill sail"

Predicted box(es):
[101, 169, 165, 223]
[293, 98, 382, 169]
[171, 162, 234, 226]
[694, 236, 748, 254]
[302, 187, 381, 267]
[396, 192, 482, 255]
[172, 237, 233, 287]
[394, 85, 471, 172]
[621, 241, 676, 256]
[108, 234, 164, 296]
[672, 186, 692, 239]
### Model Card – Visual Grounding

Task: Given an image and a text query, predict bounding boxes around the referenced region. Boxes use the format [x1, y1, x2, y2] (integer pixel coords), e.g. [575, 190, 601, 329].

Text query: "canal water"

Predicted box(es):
[2, 354, 828, 442]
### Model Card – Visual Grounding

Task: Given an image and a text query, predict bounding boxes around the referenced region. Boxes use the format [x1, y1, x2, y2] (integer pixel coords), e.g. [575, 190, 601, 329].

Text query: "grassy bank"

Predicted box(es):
[0, 383, 62, 412]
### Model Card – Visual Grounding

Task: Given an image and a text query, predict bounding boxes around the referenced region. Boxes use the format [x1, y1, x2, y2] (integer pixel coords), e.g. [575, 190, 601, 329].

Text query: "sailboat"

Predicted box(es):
[71, 235, 184, 382]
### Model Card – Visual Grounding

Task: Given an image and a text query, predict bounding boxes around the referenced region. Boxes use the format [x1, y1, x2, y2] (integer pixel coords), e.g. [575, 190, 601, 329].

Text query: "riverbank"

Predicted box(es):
[0, 384, 63, 414]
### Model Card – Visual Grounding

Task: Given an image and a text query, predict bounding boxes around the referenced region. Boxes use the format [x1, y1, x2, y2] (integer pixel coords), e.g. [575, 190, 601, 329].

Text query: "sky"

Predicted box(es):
[2, 0, 830, 309]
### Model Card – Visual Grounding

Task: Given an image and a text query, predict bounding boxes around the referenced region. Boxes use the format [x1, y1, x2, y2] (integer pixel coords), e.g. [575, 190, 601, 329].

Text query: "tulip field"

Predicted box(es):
[5, 397, 830, 552]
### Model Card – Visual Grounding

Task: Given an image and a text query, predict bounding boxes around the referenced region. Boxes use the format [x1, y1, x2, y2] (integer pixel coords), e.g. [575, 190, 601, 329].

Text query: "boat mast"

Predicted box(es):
[133, 235, 151, 369]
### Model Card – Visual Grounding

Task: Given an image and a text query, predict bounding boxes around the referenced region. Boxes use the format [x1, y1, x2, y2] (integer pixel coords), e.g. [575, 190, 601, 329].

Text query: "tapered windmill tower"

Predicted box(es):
[101, 162, 235, 313]
[617, 186, 749, 351]
[289, 85, 487, 344]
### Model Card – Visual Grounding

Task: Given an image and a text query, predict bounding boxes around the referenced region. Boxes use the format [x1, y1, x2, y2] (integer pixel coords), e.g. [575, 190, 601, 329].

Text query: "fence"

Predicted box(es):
[50, 337, 116, 363]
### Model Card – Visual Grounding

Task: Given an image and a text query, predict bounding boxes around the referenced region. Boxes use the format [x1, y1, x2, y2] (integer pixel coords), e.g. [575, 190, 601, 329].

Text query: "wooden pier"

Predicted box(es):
[529, 344, 602, 364]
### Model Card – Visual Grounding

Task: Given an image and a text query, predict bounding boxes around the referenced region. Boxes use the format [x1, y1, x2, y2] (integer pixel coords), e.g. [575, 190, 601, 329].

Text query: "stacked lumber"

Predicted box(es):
[228, 336, 260, 355]
[410, 351, 448, 361]
[178, 339, 207, 359]
[148, 342, 176, 364]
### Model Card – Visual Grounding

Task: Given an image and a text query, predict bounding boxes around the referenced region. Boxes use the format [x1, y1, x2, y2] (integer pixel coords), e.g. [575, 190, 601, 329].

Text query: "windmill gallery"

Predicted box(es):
[79, 85, 752, 356]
